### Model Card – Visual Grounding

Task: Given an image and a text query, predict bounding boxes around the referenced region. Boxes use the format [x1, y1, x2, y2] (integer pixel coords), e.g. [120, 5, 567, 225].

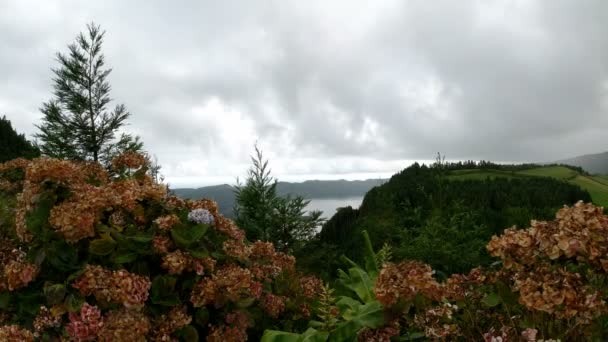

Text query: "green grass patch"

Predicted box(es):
[569, 175, 608, 207]
[449, 166, 608, 207]
[515, 166, 577, 180]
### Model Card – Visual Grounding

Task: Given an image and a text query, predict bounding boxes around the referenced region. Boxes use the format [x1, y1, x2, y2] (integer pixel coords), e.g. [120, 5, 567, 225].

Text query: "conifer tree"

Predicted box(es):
[0, 115, 40, 162]
[234, 145, 323, 252]
[35, 23, 142, 165]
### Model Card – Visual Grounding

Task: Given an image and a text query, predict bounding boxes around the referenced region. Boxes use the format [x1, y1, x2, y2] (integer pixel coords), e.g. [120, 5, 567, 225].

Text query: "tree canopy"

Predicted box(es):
[0, 115, 39, 162]
[35, 23, 142, 166]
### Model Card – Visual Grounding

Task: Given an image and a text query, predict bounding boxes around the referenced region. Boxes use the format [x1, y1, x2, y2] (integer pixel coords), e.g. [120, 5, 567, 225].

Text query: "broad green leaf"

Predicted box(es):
[113, 251, 138, 264]
[338, 267, 375, 304]
[150, 275, 180, 306]
[89, 236, 117, 256]
[64, 293, 84, 313]
[261, 328, 329, 342]
[194, 308, 210, 326]
[171, 224, 208, 248]
[175, 325, 198, 342]
[482, 292, 501, 308]
[46, 240, 80, 272]
[0, 292, 10, 309]
[361, 230, 379, 276]
[43, 283, 67, 306]
[328, 301, 384, 342]
[188, 247, 209, 259]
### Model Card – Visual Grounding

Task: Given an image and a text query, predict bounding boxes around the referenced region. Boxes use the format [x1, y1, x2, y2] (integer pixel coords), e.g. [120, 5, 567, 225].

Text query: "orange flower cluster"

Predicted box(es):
[154, 214, 181, 230]
[32, 306, 62, 337]
[412, 303, 460, 339]
[0, 325, 35, 342]
[485, 202, 608, 324]
[12, 157, 167, 243]
[111, 151, 147, 171]
[150, 306, 192, 342]
[357, 320, 400, 342]
[260, 293, 286, 318]
[190, 265, 262, 307]
[97, 308, 151, 342]
[513, 264, 605, 322]
[488, 201, 608, 270]
[72, 265, 151, 308]
[299, 276, 324, 299]
[374, 261, 443, 307]
[161, 251, 216, 276]
[207, 311, 251, 342]
[2, 249, 38, 291]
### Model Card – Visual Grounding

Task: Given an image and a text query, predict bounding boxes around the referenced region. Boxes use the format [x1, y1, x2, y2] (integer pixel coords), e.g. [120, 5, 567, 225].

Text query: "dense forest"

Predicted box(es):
[296, 161, 591, 279]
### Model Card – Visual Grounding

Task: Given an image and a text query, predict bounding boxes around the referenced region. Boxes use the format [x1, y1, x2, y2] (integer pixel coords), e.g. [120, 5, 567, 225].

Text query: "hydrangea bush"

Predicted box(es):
[0, 153, 323, 341]
[2, 153, 608, 341]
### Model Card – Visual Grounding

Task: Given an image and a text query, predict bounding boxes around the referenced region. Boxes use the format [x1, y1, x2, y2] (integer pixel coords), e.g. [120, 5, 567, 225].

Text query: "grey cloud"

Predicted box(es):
[1, 0, 607, 185]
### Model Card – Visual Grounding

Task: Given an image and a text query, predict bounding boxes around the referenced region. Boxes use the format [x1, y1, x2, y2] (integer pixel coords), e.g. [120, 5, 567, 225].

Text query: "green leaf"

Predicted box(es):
[361, 230, 379, 276]
[89, 236, 117, 256]
[187, 247, 209, 259]
[338, 267, 375, 304]
[25, 193, 54, 238]
[64, 293, 84, 312]
[171, 224, 208, 248]
[43, 283, 67, 306]
[0, 292, 11, 309]
[150, 275, 180, 306]
[482, 292, 501, 308]
[175, 325, 198, 342]
[194, 308, 209, 327]
[46, 240, 80, 272]
[113, 251, 138, 264]
[329, 301, 384, 342]
[261, 328, 329, 342]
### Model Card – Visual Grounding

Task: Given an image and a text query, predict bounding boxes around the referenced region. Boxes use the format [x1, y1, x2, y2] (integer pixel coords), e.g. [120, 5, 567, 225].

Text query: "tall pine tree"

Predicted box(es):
[35, 23, 142, 165]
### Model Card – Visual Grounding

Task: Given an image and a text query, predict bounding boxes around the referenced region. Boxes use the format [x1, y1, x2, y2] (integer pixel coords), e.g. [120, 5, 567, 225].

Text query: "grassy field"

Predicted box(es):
[448, 166, 608, 207]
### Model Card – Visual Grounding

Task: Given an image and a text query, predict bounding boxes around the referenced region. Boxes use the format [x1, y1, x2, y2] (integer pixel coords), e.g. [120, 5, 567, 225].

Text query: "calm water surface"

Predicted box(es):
[305, 196, 363, 219]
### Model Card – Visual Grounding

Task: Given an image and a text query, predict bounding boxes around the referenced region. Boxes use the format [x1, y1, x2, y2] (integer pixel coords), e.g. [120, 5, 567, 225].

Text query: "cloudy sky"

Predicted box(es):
[1, 1, 607, 187]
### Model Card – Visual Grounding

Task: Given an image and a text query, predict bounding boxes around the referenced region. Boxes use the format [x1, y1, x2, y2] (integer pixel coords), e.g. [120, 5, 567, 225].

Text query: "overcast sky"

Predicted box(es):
[1, 1, 607, 187]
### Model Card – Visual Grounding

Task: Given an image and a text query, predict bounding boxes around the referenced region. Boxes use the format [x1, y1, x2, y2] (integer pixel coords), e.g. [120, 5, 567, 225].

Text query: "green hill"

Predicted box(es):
[448, 166, 608, 207]
[301, 162, 592, 279]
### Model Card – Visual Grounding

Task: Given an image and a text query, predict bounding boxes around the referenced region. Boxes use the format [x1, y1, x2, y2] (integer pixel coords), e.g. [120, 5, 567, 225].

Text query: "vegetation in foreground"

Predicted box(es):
[1, 155, 608, 341]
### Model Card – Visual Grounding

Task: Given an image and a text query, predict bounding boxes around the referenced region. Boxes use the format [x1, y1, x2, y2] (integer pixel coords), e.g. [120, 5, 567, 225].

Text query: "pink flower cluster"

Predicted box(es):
[66, 303, 104, 342]
[72, 265, 151, 308]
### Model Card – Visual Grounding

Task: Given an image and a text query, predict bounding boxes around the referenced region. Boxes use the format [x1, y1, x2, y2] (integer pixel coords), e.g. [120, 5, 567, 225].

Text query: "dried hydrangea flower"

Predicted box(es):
[0, 325, 35, 342]
[187, 208, 215, 225]
[66, 303, 103, 342]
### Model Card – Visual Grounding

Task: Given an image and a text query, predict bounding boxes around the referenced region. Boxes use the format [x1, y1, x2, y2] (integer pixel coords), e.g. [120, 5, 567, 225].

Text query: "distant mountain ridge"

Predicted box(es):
[555, 151, 608, 175]
[171, 178, 386, 218]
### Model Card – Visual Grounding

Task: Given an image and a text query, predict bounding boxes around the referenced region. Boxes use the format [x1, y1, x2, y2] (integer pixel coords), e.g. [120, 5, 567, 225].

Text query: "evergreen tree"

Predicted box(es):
[234, 145, 323, 252]
[0, 115, 40, 162]
[35, 23, 142, 165]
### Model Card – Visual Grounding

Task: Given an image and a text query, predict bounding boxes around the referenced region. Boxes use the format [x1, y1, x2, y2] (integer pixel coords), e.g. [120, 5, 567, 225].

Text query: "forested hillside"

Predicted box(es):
[298, 162, 592, 279]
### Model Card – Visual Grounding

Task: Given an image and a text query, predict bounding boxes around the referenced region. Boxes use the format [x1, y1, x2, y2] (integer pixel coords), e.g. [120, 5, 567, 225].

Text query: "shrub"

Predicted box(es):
[0, 155, 322, 341]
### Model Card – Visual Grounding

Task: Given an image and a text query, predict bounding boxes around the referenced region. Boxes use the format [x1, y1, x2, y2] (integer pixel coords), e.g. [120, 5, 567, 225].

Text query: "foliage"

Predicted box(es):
[270, 203, 608, 341]
[313, 161, 591, 277]
[0, 116, 40, 163]
[35, 23, 143, 165]
[235, 145, 323, 252]
[0, 154, 324, 341]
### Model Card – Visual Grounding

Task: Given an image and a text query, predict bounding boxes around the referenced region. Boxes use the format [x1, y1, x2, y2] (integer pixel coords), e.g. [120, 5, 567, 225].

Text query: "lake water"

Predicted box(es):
[305, 196, 364, 219]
